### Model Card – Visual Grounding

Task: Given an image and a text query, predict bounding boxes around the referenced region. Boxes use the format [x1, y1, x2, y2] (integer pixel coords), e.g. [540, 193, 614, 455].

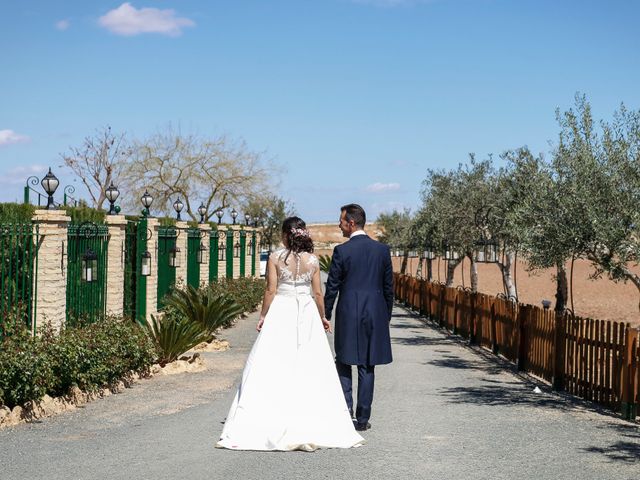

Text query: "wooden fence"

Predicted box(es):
[393, 273, 640, 421]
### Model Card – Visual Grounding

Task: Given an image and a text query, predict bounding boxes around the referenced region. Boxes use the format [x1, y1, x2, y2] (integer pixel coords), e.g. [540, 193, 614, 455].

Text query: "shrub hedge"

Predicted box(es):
[209, 277, 266, 314]
[0, 318, 156, 409]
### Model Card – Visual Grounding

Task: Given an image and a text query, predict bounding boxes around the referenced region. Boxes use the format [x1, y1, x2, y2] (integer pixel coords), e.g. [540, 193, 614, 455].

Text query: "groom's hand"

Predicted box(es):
[321, 317, 332, 334]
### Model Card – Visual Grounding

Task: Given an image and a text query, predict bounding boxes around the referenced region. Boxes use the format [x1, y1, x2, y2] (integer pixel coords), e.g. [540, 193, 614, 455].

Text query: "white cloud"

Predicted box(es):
[55, 19, 70, 31]
[366, 182, 401, 193]
[0, 164, 47, 186]
[98, 3, 195, 37]
[0, 129, 30, 146]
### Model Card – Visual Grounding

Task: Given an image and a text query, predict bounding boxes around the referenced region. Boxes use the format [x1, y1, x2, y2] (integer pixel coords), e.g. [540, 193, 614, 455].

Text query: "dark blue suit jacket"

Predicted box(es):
[324, 234, 394, 366]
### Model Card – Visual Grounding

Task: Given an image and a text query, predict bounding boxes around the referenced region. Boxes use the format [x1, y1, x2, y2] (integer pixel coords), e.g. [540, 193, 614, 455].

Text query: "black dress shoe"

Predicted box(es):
[354, 421, 371, 431]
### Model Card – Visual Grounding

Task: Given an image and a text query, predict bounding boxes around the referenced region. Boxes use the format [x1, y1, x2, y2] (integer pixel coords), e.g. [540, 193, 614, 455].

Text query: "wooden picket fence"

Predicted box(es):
[393, 273, 640, 421]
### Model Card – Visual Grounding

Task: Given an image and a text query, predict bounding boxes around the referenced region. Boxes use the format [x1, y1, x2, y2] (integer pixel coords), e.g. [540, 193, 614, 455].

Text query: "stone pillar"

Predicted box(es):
[32, 209, 71, 331]
[175, 221, 189, 287]
[145, 217, 159, 323]
[104, 215, 127, 317]
[230, 225, 242, 279]
[217, 226, 227, 279]
[197, 223, 211, 287]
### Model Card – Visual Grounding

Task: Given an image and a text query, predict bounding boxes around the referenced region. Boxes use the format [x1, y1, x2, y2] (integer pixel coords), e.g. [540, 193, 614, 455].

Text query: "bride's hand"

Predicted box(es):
[257, 315, 265, 332]
[321, 317, 332, 333]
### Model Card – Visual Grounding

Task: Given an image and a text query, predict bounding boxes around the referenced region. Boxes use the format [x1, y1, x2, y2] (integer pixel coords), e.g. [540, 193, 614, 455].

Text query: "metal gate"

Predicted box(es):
[187, 228, 201, 288]
[124, 218, 147, 323]
[157, 227, 177, 308]
[209, 229, 219, 282]
[239, 230, 247, 277]
[226, 228, 234, 278]
[66, 222, 108, 325]
[0, 223, 39, 335]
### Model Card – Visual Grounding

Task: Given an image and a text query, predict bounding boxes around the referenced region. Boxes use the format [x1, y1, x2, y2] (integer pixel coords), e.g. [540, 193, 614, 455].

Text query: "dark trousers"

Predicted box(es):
[335, 360, 375, 424]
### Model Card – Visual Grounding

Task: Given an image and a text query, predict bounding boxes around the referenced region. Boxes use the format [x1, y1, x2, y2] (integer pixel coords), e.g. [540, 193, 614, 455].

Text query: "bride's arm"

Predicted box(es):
[257, 256, 277, 331]
[311, 268, 332, 333]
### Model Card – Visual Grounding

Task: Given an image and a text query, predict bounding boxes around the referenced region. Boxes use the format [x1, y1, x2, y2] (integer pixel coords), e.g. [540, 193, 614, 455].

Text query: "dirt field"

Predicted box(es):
[393, 256, 640, 328]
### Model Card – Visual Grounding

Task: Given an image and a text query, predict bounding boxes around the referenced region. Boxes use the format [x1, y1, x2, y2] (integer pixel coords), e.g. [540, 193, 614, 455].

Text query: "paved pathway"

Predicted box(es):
[1, 306, 638, 480]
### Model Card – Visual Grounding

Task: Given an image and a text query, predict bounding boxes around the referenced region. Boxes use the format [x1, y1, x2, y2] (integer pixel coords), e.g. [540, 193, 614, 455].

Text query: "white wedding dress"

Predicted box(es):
[216, 249, 364, 451]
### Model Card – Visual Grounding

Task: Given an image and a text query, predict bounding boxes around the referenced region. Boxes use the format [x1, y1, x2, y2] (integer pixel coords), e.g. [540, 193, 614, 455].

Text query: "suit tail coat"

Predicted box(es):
[324, 235, 394, 366]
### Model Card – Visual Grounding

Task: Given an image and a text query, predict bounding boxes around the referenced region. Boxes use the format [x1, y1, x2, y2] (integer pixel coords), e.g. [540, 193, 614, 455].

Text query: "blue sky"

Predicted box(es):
[1, 0, 639, 222]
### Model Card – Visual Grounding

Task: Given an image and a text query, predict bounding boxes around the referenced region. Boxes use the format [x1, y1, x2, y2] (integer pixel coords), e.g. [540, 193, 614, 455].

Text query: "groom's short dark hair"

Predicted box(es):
[341, 204, 366, 228]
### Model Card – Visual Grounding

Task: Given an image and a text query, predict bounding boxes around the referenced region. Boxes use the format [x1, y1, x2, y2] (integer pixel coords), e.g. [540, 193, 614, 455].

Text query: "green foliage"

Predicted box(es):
[65, 205, 106, 223]
[209, 277, 266, 314]
[242, 195, 295, 251]
[318, 254, 332, 273]
[0, 203, 36, 223]
[0, 317, 156, 408]
[144, 312, 208, 366]
[162, 285, 243, 333]
[158, 216, 177, 227]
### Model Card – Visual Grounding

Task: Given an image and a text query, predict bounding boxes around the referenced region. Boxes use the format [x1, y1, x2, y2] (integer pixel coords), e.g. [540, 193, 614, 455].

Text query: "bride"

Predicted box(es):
[216, 217, 364, 451]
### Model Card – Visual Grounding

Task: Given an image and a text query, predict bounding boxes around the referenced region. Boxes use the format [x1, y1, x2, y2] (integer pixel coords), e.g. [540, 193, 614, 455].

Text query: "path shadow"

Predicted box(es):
[438, 384, 576, 412]
[392, 336, 455, 347]
[581, 423, 640, 463]
[424, 356, 505, 376]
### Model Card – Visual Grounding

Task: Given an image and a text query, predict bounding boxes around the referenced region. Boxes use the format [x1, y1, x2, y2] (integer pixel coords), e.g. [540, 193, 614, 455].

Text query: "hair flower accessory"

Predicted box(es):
[290, 227, 310, 238]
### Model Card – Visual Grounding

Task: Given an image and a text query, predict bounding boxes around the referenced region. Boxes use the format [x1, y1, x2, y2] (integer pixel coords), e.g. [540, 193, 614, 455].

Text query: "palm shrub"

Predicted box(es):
[162, 285, 243, 333]
[144, 311, 209, 366]
[318, 254, 332, 273]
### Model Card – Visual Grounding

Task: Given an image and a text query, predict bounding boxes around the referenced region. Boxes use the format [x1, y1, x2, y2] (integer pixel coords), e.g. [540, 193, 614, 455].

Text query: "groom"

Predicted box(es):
[324, 204, 394, 431]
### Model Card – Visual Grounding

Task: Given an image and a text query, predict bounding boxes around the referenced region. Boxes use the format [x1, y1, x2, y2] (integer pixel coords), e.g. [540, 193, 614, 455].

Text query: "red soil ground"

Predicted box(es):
[393, 257, 640, 328]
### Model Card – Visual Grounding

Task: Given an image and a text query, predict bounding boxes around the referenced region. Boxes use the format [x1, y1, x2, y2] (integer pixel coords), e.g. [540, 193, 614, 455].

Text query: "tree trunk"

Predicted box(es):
[499, 251, 517, 300]
[445, 259, 461, 287]
[470, 257, 479, 293]
[400, 251, 409, 275]
[554, 261, 568, 313]
[426, 259, 433, 282]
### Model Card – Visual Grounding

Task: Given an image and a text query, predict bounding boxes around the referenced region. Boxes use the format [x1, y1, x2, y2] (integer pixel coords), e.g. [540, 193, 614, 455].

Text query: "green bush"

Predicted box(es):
[144, 310, 209, 366]
[0, 203, 36, 223]
[65, 205, 106, 223]
[318, 254, 332, 273]
[209, 277, 266, 314]
[0, 317, 156, 408]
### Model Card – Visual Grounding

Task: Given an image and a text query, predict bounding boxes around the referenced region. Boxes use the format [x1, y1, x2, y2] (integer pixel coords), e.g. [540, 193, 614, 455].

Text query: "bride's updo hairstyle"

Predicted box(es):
[281, 216, 314, 263]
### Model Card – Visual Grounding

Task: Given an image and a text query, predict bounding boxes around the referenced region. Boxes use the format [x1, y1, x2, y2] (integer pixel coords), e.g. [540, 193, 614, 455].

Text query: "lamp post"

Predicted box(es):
[173, 198, 184, 221]
[216, 208, 224, 225]
[198, 203, 207, 224]
[197, 242, 207, 264]
[230, 208, 238, 225]
[244, 213, 251, 226]
[141, 250, 151, 276]
[141, 190, 153, 217]
[105, 182, 120, 215]
[41, 168, 59, 210]
[81, 248, 98, 283]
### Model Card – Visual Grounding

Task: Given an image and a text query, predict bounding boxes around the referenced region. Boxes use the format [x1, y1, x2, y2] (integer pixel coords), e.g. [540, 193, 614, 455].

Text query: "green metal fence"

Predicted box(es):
[239, 230, 246, 277]
[157, 226, 177, 309]
[124, 218, 147, 323]
[209, 229, 219, 283]
[0, 223, 39, 335]
[226, 228, 234, 278]
[187, 228, 201, 288]
[65, 223, 109, 325]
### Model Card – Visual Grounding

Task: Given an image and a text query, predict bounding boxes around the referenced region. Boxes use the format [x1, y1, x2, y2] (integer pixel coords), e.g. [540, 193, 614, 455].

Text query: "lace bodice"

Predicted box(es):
[270, 248, 319, 285]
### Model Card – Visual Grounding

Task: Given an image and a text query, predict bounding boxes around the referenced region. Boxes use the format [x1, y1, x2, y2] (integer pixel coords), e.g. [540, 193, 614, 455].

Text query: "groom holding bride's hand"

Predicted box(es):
[324, 204, 394, 432]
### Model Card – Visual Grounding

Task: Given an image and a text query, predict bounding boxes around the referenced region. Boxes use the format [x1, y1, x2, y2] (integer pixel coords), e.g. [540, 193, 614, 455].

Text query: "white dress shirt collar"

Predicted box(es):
[350, 229, 367, 239]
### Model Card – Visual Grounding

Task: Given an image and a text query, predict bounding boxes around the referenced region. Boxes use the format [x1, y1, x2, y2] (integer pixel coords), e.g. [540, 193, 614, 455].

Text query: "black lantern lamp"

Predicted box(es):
[41, 168, 60, 209]
[247, 237, 253, 255]
[198, 203, 207, 224]
[105, 182, 120, 215]
[444, 243, 459, 261]
[215, 208, 224, 225]
[474, 238, 498, 263]
[169, 245, 181, 268]
[81, 248, 98, 283]
[173, 197, 184, 221]
[141, 190, 153, 217]
[244, 213, 251, 226]
[197, 242, 208, 264]
[234, 240, 241, 258]
[423, 242, 436, 260]
[218, 240, 226, 261]
[141, 250, 151, 276]
[230, 208, 238, 225]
